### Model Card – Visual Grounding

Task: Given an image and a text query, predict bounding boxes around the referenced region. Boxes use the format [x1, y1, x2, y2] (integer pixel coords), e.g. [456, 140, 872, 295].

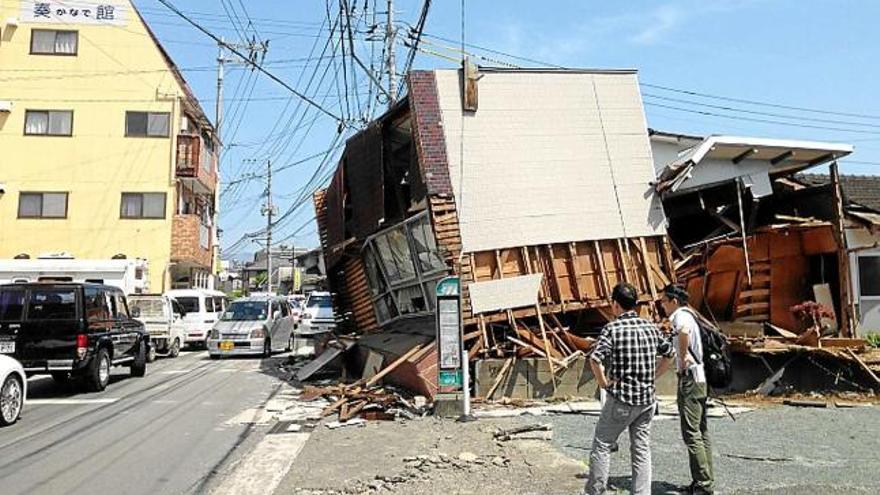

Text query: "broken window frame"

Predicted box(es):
[362, 211, 447, 325]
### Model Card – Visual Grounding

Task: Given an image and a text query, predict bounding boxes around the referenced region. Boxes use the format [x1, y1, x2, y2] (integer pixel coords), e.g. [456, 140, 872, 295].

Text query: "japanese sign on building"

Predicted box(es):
[21, 1, 128, 26]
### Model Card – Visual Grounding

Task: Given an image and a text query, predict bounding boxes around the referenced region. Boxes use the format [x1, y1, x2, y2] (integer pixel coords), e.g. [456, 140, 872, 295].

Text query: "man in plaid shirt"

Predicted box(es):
[584, 283, 674, 495]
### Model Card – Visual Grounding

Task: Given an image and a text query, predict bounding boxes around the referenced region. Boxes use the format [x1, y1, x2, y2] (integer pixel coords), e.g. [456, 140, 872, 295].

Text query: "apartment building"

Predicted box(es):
[0, 0, 218, 291]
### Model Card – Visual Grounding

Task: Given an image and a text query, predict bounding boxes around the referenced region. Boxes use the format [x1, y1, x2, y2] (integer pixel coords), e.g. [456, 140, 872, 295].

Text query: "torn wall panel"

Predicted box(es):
[468, 274, 543, 314]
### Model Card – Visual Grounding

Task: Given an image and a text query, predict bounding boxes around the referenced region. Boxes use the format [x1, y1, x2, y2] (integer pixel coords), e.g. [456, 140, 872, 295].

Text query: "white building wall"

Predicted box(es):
[434, 70, 666, 254]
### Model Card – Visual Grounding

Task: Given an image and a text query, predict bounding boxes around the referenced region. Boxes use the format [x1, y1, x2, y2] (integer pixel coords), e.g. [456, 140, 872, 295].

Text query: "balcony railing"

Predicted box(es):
[176, 134, 217, 191]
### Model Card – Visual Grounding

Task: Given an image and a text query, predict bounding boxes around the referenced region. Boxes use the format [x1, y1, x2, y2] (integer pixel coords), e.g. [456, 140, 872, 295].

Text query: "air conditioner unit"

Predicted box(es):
[0, 101, 12, 113]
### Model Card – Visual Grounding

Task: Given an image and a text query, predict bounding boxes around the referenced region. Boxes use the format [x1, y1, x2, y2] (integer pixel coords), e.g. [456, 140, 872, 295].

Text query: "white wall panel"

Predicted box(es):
[435, 70, 665, 253]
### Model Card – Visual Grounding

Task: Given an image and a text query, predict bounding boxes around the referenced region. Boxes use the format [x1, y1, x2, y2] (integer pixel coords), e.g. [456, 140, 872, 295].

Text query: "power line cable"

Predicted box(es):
[155, 0, 344, 123]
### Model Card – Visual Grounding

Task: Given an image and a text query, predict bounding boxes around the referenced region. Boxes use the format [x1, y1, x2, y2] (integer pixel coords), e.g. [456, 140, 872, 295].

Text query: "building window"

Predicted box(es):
[858, 256, 880, 297]
[30, 29, 78, 55]
[24, 110, 73, 136]
[120, 193, 166, 219]
[362, 211, 448, 325]
[125, 111, 170, 137]
[18, 192, 68, 219]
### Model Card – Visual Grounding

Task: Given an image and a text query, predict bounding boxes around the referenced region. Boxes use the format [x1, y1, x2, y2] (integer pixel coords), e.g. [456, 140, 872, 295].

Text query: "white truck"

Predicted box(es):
[0, 257, 150, 294]
[128, 294, 187, 361]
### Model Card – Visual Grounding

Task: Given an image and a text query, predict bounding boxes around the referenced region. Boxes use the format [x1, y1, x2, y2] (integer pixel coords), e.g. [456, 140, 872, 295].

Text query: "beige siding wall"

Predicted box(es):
[434, 70, 666, 254]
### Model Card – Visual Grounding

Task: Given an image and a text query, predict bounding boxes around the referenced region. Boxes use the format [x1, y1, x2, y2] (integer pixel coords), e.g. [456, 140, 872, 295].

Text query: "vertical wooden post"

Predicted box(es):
[830, 161, 856, 337]
[736, 179, 753, 287]
[535, 304, 558, 393]
[594, 240, 612, 299]
[638, 237, 658, 302]
[616, 239, 631, 284]
[568, 242, 584, 301]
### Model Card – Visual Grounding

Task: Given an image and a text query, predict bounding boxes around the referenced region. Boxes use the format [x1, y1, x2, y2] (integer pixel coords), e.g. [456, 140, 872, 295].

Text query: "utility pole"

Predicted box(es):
[385, 0, 397, 106]
[261, 159, 275, 294]
[215, 37, 267, 289]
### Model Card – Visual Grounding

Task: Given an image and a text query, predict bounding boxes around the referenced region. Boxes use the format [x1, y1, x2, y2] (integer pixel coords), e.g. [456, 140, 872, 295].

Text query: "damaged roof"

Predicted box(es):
[798, 173, 880, 212]
[654, 134, 853, 195]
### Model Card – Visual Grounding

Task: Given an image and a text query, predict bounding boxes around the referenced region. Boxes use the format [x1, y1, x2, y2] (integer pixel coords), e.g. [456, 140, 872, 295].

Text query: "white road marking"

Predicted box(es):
[160, 370, 191, 375]
[210, 432, 310, 495]
[27, 398, 119, 405]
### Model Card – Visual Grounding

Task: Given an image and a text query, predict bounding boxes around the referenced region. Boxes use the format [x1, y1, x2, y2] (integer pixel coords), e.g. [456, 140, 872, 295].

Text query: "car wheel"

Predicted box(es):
[146, 343, 157, 363]
[262, 338, 271, 358]
[0, 374, 23, 426]
[169, 338, 181, 358]
[209, 354, 220, 360]
[84, 348, 111, 392]
[51, 371, 70, 384]
[130, 342, 147, 378]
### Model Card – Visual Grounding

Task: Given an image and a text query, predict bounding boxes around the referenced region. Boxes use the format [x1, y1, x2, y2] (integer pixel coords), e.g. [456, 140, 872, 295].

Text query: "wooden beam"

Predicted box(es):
[638, 237, 658, 302]
[535, 304, 558, 393]
[484, 357, 514, 400]
[594, 240, 612, 299]
[366, 344, 424, 387]
[616, 239, 631, 284]
[831, 162, 856, 337]
[770, 150, 794, 165]
[568, 242, 584, 301]
[732, 147, 758, 164]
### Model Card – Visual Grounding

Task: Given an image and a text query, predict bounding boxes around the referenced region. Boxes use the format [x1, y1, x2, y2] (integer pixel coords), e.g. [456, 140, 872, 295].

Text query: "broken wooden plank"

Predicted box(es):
[845, 348, 880, 388]
[783, 399, 828, 408]
[484, 357, 514, 400]
[366, 344, 425, 387]
[535, 304, 558, 393]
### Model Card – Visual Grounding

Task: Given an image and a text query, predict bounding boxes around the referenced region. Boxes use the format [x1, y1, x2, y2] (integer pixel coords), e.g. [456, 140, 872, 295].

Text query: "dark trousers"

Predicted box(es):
[677, 374, 714, 493]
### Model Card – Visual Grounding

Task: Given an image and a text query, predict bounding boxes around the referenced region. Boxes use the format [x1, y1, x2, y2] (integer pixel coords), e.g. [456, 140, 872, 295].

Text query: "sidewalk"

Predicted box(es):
[275, 400, 880, 495]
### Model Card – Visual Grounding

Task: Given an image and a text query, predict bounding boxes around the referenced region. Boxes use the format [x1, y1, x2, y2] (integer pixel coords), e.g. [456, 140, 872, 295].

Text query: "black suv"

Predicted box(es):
[0, 283, 149, 392]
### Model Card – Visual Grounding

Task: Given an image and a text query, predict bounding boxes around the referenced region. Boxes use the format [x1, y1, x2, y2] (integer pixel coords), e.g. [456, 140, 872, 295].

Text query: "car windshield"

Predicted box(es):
[307, 295, 332, 309]
[221, 301, 268, 321]
[176, 297, 200, 314]
[0, 289, 25, 321]
[129, 299, 164, 318]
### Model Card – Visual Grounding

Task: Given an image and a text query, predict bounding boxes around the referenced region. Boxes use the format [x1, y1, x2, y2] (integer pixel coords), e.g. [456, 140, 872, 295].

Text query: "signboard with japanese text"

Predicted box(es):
[436, 276, 462, 388]
[21, 1, 128, 26]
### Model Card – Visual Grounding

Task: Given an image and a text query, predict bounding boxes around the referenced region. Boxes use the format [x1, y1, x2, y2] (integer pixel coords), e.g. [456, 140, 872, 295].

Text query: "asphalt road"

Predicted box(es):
[0, 349, 293, 495]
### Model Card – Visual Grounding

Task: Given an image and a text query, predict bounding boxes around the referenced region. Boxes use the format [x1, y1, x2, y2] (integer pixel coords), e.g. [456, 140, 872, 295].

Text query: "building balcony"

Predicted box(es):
[176, 133, 217, 193]
[171, 214, 213, 269]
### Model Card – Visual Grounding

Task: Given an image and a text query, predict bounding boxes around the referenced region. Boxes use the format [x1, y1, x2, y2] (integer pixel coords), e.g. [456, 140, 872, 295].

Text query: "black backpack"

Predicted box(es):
[682, 308, 733, 390]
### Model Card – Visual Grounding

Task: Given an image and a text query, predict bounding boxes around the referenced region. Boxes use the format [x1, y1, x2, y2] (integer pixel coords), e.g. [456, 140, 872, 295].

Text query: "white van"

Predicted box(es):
[165, 289, 228, 348]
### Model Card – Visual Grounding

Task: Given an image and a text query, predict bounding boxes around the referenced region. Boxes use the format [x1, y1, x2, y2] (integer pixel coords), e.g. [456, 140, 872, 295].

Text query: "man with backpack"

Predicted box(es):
[661, 284, 715, 495]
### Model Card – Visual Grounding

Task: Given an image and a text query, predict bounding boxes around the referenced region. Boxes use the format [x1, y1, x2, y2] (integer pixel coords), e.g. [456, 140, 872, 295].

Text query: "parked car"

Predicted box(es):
[299, 291, 336, 335]
[166, 289, 227, 349]
[294, 291, 337, 356]
[0, 282, 148, 392]
[207, 296, 294, 359]
[287, 294, 306, 326]
[129, 294, 186, 361]
[0, 355, 26, 426]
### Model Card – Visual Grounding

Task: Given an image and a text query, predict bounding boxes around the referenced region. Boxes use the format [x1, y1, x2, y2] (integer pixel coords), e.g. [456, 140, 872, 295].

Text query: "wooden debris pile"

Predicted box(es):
[466, 308, 597, 367]
[299, 382, 430, 422]
[298, 343, 431, 422]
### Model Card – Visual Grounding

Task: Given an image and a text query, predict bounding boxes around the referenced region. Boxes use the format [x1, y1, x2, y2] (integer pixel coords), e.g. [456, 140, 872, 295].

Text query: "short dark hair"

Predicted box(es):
[663, 283, 689, 304]
[611, 282, 639, 311]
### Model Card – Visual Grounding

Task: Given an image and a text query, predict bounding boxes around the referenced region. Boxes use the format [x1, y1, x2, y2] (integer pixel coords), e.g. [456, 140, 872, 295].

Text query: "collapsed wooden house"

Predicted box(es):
[313, 67, 675, 399]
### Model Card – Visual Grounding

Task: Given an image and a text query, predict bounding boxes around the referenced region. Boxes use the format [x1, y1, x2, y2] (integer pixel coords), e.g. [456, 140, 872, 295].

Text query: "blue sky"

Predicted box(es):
[133, 0, 880, 260]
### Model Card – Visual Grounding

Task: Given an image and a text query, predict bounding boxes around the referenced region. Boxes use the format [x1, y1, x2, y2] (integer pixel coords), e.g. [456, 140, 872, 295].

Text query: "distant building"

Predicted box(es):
[241, 246, 309, 294]
[0, 0, 219, 291]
